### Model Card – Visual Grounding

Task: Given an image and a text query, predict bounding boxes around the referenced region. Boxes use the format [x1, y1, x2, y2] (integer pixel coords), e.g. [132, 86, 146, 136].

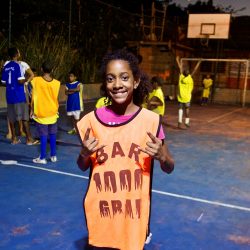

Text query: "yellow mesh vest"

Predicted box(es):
[202, 78, 213, 98]
[177, 74, 194, 103]
[32, 76, 60, 124]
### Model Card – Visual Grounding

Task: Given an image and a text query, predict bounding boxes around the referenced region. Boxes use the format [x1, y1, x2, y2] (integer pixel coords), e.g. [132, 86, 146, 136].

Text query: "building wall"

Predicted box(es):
[0, 84, 249, 109]
[0, 83, 102, 109]
[0, 50, 249, 108]
[139, 46, 173, 82]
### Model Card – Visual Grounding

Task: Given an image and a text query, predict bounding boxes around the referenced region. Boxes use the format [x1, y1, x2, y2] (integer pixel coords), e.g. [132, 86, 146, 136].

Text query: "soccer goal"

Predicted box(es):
[180, 58, 249, 107]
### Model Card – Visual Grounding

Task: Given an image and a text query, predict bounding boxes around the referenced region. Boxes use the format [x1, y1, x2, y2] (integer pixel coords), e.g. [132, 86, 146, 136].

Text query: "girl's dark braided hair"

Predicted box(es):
[100, 49, 152, 106]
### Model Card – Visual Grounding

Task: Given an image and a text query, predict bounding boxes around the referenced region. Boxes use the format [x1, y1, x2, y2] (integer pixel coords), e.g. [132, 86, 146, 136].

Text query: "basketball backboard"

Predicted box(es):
[187, 14, 231, 39]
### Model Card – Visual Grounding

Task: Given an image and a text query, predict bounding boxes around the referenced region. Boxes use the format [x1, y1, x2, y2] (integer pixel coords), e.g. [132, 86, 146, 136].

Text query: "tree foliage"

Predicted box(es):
[0, 0, 249, 81]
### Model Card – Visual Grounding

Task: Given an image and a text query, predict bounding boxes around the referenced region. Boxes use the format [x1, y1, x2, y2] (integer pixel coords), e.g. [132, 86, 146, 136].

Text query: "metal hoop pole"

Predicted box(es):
[68, 0, 72, 49]
[242, 60, 249, 107]
[8, 0, 12, 47]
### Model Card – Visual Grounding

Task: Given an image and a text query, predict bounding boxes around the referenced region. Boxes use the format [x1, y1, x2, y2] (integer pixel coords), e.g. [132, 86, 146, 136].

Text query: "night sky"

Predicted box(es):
[173, 0, 250, 16]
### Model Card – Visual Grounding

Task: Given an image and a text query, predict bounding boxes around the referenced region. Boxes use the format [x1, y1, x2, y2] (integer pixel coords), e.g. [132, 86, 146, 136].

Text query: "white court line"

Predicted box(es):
[152, 189, 250, 212]
[1, 160, 250, 212]
[207, 108, 242, 123]
[16, 162, 89, 180]
[56, 139, 81, 146]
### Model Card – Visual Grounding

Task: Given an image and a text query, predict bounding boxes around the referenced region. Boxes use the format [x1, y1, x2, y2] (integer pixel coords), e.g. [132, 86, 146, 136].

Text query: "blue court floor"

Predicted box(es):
[0, 102, 250, 250]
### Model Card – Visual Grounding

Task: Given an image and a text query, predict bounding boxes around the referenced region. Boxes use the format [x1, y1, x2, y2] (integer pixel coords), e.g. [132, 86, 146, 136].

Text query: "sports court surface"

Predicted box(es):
[0, 101, 250, 250]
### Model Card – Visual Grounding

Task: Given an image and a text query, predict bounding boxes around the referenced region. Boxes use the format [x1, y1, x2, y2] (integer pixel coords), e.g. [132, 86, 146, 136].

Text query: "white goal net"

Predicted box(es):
[180, 58, 249, 107]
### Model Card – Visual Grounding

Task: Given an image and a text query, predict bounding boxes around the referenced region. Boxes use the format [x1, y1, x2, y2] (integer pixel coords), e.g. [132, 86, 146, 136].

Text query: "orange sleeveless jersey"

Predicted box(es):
[77, 108, 161, 250]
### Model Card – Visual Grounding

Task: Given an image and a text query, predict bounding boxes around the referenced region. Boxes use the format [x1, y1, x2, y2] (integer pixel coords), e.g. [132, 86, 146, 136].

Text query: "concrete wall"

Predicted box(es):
[1, 83, 250, 109]
[162, 84, 250, 106]
[139, 47, 174, 81]
[0, 83, 102, 109]
[213, 88, 250, 105]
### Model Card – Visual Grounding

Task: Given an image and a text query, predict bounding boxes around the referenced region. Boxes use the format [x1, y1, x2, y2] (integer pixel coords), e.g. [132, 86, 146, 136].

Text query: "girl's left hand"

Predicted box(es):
[140, 131, 163, 161]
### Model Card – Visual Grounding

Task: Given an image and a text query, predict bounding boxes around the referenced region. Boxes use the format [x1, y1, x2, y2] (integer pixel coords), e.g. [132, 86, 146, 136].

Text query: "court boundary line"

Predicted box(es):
[152, 189, 250, 212]
[207, 108, 242, 123]
[1, 160, 250, 213]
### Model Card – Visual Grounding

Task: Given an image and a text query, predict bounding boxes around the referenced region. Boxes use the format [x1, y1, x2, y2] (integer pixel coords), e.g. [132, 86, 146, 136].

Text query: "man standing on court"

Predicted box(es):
[176, 56, 201, 128]
[1, 47, 34, 144]
[4, 51, 35, 139]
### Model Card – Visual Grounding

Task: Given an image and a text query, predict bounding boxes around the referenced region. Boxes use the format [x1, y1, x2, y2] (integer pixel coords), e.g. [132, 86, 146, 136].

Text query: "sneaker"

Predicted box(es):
[11, 138, 21, 145]
[27, 139, 40, 145]
[50, 156, 57, 162]
[67, 129, 76, 135]
[145, 232, 153, 244]
[33, 157, 47, 164]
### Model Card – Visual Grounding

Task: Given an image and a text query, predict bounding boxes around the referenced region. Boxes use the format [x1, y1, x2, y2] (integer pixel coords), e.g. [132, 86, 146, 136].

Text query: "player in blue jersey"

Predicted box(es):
[1, 47, 34, 145]
[65, 70, 83, 134]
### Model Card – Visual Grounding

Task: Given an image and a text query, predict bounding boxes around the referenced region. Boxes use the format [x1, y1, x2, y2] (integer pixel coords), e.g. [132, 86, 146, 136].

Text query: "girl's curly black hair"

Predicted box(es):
[100, 49, 152, 106]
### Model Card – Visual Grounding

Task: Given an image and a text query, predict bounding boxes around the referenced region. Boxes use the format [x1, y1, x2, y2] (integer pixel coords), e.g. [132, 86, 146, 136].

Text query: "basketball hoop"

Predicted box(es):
[200, 34, 210, 47]
[187, 14, 230, 47]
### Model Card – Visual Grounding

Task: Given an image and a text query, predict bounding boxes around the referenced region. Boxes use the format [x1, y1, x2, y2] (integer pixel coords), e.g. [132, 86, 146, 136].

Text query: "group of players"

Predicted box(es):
[1, 48, 212, 164]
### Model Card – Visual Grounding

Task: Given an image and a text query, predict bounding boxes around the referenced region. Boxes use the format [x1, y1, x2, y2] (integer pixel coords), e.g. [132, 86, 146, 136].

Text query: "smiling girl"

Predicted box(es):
[77, 49, 174, 250]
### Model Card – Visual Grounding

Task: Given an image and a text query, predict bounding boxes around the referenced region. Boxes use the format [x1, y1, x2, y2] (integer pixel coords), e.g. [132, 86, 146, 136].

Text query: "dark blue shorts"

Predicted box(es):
[36, 122, 57, 136]
[178, 102, 191, 108]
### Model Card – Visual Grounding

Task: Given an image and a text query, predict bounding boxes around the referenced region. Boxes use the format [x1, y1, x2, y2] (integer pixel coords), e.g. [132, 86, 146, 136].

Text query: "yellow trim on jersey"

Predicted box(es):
[79, 83, 84, 111]
[95, 97, 111, 108]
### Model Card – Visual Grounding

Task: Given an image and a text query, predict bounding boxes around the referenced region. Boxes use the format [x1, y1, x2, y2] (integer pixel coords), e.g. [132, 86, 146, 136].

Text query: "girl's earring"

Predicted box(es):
[134, 82, 139, 89]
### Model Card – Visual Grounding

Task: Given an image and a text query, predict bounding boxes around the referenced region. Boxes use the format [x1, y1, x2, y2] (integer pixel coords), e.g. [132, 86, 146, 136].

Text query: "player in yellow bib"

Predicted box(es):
[201, 74, 213, 105]
[31, 61, 60, 164]
[142, 76, 165, 116]
[176, 56, 201, 128]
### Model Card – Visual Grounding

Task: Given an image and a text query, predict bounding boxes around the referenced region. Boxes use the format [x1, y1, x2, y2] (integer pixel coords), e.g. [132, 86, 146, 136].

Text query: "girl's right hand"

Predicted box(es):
[80, 128, 105, 157]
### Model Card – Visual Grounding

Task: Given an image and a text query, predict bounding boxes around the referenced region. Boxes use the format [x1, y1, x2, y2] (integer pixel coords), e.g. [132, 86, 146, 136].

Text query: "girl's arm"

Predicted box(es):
[77, 128, 105, 171]
[147, 96, 163, 110]
[159, 141, 174, 173]
[140, 132, 174, 174]
[77, 150, 92, 171]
